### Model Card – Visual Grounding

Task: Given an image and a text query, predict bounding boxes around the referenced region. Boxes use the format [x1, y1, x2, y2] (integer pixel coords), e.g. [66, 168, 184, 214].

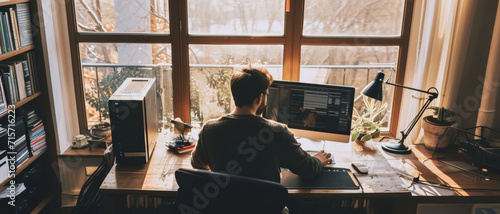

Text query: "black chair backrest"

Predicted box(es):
[174, 168, 288, 214]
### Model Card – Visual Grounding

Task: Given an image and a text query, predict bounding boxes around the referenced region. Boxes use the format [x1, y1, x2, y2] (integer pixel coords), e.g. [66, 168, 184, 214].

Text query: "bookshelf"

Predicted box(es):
[0, 0, 57, 213]
[0, 148, 46, 187]
[0, 0, 30, 7]
[0, 45, 33, 61]
[0, 90, 40, 118]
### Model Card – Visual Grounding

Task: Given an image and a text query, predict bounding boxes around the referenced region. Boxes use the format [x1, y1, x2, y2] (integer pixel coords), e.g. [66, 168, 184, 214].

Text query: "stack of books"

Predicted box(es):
[25, 109, 46, 156]
[0, 3, 33, 54]
[0, 150, 7, 182]
[14, 133, 28, 166]
[0, 127, 6, 181]
[0, 52, 39, 104]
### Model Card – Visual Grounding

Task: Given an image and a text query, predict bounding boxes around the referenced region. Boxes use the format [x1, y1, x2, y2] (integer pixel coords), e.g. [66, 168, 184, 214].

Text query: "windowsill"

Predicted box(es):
[60, 145, 106, 157]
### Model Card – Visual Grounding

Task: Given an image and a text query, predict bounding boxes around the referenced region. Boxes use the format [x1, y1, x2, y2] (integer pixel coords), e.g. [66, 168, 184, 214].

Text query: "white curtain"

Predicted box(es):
[397, 0, 469, 144]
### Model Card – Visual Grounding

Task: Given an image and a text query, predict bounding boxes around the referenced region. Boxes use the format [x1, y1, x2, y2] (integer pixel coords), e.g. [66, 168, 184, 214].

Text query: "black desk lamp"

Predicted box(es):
[361, 69, 438, 154]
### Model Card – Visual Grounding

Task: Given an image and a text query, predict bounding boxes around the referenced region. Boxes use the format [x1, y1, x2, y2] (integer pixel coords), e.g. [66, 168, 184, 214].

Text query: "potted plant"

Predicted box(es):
[421, 106, 457, 150]
[351, 96, 388, 143]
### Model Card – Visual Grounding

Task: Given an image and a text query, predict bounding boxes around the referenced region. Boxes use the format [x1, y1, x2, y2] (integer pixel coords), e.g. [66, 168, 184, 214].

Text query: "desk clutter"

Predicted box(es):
[454, 126, 500, 172]
[166, 118, 195, 154]
[166, 136, 195, 153]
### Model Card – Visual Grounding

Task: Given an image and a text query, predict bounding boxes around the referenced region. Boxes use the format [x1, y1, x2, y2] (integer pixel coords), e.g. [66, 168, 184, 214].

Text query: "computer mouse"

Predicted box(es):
[351, 162, 368, 174]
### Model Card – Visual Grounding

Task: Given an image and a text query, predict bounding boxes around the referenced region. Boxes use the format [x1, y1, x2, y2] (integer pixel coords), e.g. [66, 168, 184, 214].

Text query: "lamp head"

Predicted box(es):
[361, 71, 385, 101]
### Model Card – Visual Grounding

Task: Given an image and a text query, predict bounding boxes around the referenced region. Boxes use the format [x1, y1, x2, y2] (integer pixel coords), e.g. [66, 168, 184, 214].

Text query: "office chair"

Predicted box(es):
[72, 145, 114, 214]
[174, 168, 288, 214]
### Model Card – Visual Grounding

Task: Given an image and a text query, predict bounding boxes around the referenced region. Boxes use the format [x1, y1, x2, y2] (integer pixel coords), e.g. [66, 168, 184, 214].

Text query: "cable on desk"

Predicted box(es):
[397, 171, 500, 192]
[353, 173, 364, 194]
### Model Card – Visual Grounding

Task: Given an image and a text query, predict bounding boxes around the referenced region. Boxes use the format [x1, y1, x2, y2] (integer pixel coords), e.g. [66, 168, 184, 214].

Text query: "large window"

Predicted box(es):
[67, 0, 413, 136]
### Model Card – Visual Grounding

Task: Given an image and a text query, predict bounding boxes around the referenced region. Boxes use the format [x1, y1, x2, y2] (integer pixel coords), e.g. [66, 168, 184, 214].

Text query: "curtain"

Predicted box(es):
[397, 0, 467, 144]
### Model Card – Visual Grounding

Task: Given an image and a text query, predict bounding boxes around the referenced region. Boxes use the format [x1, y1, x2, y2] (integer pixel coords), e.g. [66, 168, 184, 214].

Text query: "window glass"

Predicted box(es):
[303, 0, 405, 36]
[189, 45, 283, 127]
[300, 45, 399, 130]
[188, 0, 285, 35]
[80, 43, 173, 128]
[75, 0, 169, 33]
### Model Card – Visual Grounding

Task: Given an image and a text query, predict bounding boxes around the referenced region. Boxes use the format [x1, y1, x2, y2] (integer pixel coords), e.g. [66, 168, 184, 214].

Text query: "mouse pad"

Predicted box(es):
[281, 167, 360, 189]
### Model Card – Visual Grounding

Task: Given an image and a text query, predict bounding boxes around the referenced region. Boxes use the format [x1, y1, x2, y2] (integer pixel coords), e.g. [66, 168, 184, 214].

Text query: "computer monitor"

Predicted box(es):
[263, 80, 355, 142]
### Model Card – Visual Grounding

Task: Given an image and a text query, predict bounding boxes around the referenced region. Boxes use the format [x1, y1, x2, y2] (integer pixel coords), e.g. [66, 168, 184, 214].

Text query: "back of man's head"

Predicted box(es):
[231, 66, 274, 107]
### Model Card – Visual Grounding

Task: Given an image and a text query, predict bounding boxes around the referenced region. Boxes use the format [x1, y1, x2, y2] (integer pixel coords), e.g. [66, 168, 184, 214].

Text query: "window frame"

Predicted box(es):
[66, 0, 414, 138]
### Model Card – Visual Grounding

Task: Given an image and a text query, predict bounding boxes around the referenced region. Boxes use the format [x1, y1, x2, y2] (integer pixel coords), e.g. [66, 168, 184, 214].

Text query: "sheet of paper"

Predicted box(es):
[296, 137, 325, 152]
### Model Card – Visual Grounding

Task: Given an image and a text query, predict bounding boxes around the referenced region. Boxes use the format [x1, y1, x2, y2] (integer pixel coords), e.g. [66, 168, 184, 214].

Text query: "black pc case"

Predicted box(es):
[109, 78, 158, 164]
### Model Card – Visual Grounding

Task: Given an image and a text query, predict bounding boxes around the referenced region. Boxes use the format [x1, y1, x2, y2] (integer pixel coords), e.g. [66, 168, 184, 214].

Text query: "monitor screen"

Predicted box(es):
[263, 80, 354, 142]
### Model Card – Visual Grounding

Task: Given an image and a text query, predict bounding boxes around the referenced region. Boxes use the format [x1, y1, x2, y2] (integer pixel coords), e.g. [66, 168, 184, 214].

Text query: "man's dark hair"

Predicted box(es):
[231, 66, 274, 107]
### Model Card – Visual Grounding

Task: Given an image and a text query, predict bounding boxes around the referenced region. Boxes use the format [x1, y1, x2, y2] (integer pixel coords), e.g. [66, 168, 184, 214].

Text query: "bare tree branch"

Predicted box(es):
[150, 5, 169, 23]
[77, 22, 96, 31]
[79, 0, 107, 32]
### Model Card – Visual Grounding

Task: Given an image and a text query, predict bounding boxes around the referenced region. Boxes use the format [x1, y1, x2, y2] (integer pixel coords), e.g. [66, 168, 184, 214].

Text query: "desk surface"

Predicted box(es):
[100, 133, 500, 198]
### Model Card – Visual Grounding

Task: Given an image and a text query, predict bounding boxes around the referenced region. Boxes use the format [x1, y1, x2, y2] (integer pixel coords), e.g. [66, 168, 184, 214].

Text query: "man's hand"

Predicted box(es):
[314, 151, 333, 166]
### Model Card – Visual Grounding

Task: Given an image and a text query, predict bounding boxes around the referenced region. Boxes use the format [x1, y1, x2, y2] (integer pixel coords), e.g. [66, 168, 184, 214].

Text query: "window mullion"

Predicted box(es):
[291, 0, 305, 82]
[170, 0, 191, 124]
[389, 0, 415, 137]
[283, 0, 296, 81]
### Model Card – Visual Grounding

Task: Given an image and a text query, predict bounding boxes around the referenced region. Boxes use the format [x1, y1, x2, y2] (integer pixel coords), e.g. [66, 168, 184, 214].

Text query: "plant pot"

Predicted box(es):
[421, 116, 457, 150]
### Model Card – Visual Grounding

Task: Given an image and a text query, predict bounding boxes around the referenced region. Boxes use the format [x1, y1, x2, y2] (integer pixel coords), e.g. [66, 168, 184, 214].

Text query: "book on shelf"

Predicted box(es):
[13, 61, 26, 99]
[0, 17, 5, 54]
[1, 70, 13, 103]
[0, 12, 13, 52]
[21, 60, 31, 96]
[0, 75, 7, 115]
[8, 8, 20, 50]
[15, 3, 32, 48]
[26, 51, 37, 92]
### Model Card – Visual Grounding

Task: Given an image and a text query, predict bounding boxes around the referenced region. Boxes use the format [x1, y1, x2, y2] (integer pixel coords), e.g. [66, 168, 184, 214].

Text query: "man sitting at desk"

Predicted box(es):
[191, 66, 332, 182]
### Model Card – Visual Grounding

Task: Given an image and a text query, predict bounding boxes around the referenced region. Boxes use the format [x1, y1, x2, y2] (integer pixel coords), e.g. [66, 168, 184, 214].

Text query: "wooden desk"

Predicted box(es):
[100, 134, 409, 197]
[99, 133, 500, 213]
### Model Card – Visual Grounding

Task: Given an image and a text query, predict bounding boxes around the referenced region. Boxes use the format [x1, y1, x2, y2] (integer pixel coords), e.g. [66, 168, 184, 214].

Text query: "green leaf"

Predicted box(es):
[351, 131, 360, 141]
[371, 129, 381, 138]
[362, 123, 373, 128]
[360, 134, 372, 141]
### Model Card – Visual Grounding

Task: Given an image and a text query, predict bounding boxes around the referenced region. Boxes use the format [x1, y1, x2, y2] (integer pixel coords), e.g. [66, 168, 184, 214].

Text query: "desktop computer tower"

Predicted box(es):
[109, 78, 158, 164]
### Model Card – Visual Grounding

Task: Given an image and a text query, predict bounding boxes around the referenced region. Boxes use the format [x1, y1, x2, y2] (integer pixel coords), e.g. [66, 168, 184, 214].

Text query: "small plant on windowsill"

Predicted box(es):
[351, 95, 388, 143]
